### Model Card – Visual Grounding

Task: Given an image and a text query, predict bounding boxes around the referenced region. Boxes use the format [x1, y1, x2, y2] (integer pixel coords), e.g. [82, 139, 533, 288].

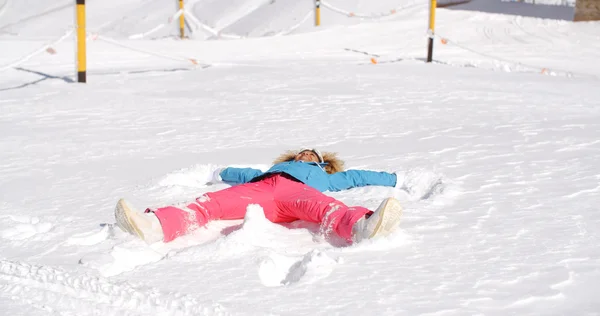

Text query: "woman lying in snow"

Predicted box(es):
[115, 148, 412, 244]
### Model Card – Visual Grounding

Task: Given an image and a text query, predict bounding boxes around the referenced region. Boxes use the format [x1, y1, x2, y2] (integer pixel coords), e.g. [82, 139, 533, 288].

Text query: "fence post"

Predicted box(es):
[76, 0, 86, 82]
[179, 0, 185, 38]
[426, 0, 436, 63]
[315, 0, 321, 26]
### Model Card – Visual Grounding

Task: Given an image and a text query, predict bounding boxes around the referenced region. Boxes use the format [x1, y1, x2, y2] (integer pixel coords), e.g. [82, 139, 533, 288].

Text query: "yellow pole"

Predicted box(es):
[426, 0, 436, 63]
[315, 0, 321, 26]
[76, 0, 86, 82]
[179, 0, 185, 39]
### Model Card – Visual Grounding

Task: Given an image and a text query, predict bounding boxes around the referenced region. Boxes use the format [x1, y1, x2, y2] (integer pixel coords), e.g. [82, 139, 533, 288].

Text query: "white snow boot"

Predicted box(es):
[352, 197, 403, 242]
[115, 198, 164, 244]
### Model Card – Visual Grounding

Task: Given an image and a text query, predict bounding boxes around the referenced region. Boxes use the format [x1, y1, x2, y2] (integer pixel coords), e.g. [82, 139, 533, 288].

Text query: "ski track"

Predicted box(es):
[0, 0, 71, 33]
[0, 0, 10, 22]
[0, 260, 228, 316]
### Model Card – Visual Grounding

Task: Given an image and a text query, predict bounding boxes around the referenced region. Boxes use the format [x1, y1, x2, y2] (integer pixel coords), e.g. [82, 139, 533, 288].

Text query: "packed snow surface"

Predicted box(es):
[1, 0, 599, 315]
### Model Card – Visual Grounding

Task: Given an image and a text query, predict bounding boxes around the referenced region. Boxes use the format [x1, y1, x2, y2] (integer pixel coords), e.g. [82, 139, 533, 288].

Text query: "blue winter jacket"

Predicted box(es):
[219, 160, 397, 192]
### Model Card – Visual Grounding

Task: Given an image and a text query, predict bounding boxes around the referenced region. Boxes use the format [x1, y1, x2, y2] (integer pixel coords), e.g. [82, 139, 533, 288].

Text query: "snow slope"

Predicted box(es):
[447, 0, 575, 20]
[1, 0, 599, 315]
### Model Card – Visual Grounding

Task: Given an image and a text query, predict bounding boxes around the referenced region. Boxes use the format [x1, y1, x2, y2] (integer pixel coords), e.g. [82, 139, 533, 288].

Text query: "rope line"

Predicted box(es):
[0, 29, 73, 72]
[90, 33, 206, 66]
[182, 8, 313, 38]
[320, 0, 426, 19]
[435, 33, 598, 79]
[128, 9, 184, 40]
[130, 0, 424, 40]
[182, 9, 243, 39]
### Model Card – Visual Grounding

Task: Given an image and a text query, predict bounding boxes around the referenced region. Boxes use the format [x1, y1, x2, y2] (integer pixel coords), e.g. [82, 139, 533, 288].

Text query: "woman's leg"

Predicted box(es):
[270, 175, 371, 241]
[150, 179, 277, 242]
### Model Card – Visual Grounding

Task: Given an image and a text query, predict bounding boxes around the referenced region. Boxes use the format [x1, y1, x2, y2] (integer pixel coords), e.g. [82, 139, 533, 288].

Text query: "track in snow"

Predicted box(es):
[0, 260, 228, 316]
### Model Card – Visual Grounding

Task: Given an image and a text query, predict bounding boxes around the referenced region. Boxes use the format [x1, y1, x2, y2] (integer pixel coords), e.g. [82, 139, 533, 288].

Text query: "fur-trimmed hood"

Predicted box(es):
[273, 150, 345, 174]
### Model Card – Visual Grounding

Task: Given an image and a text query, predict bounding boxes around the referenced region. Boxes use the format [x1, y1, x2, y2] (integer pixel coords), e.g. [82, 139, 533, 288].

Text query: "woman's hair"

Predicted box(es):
[273, 150, 345, 174]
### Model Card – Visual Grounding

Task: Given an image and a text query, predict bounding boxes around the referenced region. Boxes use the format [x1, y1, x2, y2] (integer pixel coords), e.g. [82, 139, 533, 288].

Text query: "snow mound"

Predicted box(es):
[211, 204, 307, 253]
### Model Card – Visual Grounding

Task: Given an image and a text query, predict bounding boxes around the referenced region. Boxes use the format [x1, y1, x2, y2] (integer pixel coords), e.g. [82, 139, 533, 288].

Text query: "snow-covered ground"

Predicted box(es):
[1, 0, 599, 315]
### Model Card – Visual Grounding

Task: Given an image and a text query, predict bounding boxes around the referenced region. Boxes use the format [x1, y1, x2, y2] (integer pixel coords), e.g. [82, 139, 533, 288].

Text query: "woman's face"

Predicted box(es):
[295, 150, 320, 163]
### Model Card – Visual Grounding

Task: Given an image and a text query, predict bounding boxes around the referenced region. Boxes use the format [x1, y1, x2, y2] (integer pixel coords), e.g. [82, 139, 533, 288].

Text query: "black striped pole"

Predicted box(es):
[315, 0, 321, 26]
[76, 0, 86, 82]
[179, 0, 185, 39]
[426, 0, 436, 63]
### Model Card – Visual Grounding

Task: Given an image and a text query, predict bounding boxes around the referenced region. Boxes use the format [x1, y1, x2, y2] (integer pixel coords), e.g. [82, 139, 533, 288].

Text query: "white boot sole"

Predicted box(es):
[369, 198, 403, 238]
[115, 198, 146, 240]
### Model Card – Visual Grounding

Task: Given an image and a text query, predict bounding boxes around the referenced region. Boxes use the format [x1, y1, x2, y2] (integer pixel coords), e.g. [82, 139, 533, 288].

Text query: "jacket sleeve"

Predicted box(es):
[219, 167, 264, 185]
[327, 169, 397, 192]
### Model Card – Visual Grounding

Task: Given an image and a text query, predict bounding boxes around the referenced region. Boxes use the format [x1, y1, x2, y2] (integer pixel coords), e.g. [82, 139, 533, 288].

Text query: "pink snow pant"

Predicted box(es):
[149, 174, 372, 243]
